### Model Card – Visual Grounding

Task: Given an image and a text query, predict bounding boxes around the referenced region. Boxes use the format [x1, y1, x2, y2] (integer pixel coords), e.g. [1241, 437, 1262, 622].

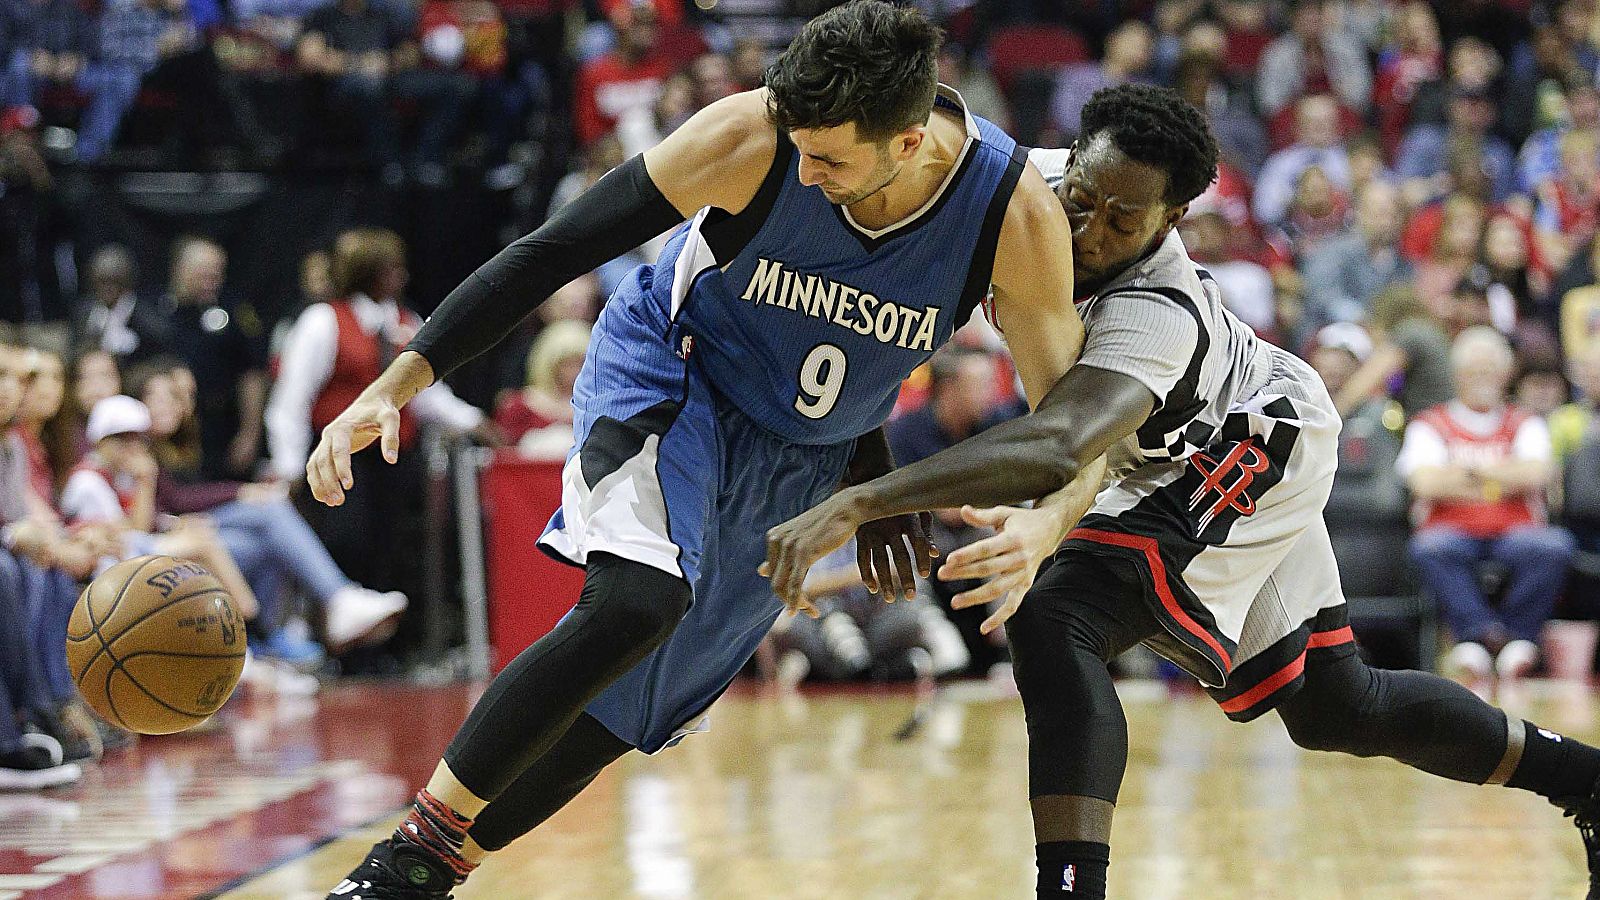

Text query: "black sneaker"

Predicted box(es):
[1556, 782, 1600, 899]
[0, 735, 82, 791]
[326, 838, 456, 899]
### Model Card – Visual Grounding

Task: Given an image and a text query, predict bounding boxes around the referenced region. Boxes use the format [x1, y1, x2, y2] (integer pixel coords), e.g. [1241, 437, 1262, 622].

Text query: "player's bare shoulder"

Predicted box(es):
[644, 89, 781, 216]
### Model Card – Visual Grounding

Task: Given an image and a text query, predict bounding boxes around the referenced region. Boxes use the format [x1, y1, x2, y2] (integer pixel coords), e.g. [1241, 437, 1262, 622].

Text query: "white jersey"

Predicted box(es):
[1027, 148, 1275, 480]
[1027, 149, 1353, 720]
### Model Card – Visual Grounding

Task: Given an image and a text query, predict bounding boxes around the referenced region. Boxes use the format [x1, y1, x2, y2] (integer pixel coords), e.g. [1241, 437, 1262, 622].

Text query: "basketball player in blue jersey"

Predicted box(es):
[306, 2, 1087, 896]
[767, 83, 1600, 899]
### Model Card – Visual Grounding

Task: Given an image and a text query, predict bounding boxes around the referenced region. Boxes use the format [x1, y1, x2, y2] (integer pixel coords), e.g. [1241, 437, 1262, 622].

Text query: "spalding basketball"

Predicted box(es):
[66, 555, 247, 735]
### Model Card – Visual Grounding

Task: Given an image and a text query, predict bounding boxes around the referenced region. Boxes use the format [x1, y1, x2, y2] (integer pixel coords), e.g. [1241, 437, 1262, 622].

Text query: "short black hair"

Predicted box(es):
[1078, 83, 1220, 207]
[765, 0, 941, 141]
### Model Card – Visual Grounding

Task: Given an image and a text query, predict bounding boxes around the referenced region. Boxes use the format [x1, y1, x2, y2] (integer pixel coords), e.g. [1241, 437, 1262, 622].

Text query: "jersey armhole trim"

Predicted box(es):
[957, 141, 1030, 330]
[700, 126, 796, 263]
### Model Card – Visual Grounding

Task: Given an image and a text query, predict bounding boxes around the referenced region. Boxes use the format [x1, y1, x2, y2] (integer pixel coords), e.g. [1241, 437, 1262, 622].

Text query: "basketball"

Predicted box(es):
[65, 555, 247, 735]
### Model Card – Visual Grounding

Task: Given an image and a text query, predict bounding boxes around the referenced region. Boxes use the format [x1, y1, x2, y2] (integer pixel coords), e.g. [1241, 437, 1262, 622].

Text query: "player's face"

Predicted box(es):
[790, 122, 904, 207]
[1058, 133, 1186, 292]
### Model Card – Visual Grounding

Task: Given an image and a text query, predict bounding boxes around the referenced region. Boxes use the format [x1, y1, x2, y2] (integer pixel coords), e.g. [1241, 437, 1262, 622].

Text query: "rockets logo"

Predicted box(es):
[1188, 439, 1271, 531]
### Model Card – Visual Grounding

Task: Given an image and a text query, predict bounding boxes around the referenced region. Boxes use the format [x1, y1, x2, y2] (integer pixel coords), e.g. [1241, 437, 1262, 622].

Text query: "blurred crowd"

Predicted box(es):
[7, 0, 1600, 792]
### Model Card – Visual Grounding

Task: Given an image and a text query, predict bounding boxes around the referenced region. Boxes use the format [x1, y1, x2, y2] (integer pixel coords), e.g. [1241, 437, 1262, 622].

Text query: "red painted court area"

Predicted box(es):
[0, 685, 472, 899]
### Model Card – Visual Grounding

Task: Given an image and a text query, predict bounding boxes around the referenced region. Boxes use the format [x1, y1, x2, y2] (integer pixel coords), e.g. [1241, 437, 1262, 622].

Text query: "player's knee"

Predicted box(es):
[1279, 705, 1355, 754]
[584, 553, 691, 649]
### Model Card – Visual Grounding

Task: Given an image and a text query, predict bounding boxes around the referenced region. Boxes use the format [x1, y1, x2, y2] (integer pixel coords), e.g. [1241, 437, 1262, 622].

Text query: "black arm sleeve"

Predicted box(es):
[406, 154, 685, 379]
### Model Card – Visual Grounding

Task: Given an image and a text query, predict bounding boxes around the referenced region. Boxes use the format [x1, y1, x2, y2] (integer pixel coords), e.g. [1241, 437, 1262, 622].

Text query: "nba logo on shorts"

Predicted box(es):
[1061, 863, 1076, 891]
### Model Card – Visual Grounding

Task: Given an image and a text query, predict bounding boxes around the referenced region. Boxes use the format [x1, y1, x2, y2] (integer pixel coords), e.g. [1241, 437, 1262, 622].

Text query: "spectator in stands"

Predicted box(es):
[1482, 211, 1553, 343]
[72, 245, 167, 365]
[615, 69, 692, 157]
[1253, 94, 1352, 227]
[1269, 163, 1350, 261]
[1178, 203, 1275, 336]
[1505, 0, 1597, 145]
[1413, 194, 1487, 317]
[1257, 0, 1371, 118]
[571, 0, 670, 148]
[1301, 180, 1413, 328]
[1170, 41, 1267, 177]
[80, 0, 201, 162]
[1519, 75, 1599, 197]
[0, 349, 81, 788]
[1311, 323, 1409, 573]
[297, 0, 475, 186]
[1514, 364, 1569, 419]
[1562, 238, 1600, 363]
[1397, 84, 1516, 205]
[2, 348, 124, 760]
[0, 0, 92, 112]
[495, 319, 586, 455]
[1401, 327, 1574, 681]
[15, 347, 63, 503]
[58, 394, 258, 615]
[888, 346, 1012, 675]
[1532, 128, 1600, 279]
[769, 539, 968, 685]
[1332, 284, 1455, 418]
[1049, 19, 1153, 138]
[1551, 343, 1600, 560]
[136, 363, 406, 661]
[267, 228, 488, 603]
[160, 238, 269, 479]
[1374, 1, 1444, 157]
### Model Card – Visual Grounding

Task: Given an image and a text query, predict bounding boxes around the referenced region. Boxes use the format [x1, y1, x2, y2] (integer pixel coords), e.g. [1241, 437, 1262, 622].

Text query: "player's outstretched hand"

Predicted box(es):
[938, 504, 1057, 635]
[762, 494, 864, 617]
[306, 394, 403, 507]
[852, 511, 937, 602]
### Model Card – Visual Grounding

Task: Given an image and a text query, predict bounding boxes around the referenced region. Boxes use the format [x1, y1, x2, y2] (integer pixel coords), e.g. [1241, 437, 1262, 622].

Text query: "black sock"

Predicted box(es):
[1036, 840, 1109, 898]
[1505, 720, 1600, 804]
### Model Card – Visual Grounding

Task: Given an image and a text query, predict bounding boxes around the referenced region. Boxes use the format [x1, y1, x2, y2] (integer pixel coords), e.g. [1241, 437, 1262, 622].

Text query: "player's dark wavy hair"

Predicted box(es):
[764, 0, 941, 141]
[1079, 83, 1220, 207]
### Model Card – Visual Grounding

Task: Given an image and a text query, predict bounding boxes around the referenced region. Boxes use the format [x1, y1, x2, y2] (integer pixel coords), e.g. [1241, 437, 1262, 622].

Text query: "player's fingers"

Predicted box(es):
[887, 534, 916, 600]
[959, 504, 1010, 529]
[379, 405, 401, 464]
[949, 575, 1015, 611]
[869, 546, 892, 601]
[328, 425, 354, 491]
[938, 532, 1019, 577]
[779, 541, 807, 610]
[980, 588, 1026, 635]
[858, 540, 878, 595]
[307, 444, 340, 506]
[911, 518, 936, 578]
[943, 549, 1027, 582]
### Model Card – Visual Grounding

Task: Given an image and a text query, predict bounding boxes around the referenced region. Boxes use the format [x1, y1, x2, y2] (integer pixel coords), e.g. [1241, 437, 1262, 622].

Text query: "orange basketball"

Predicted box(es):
[66, 555, 247, 735]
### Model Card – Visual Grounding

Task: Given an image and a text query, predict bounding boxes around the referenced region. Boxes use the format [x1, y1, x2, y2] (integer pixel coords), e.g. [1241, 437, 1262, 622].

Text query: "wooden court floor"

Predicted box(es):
[206, 678, 1598, 900]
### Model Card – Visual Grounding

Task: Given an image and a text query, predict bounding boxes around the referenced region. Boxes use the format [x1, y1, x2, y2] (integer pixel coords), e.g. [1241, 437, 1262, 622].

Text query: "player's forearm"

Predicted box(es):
[407, 154, 683, 381]
[836, 366, 1150, 523]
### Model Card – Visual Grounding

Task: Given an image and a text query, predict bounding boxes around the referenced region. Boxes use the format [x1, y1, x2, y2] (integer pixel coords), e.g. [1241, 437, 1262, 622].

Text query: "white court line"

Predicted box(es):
[34, 854, 113, 874]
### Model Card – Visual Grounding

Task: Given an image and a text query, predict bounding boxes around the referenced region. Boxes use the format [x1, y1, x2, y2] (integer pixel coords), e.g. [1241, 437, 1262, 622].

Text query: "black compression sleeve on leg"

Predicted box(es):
[1006, 555, 1162, 805]
[1277, 652, 1511, 783]
[408, 154, 684, 379]
[467, 713, 631, 852]
[443, 552, 690, 800]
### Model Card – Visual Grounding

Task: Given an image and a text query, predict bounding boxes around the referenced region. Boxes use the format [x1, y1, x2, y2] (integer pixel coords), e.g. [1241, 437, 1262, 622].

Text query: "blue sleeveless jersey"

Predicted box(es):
[642, 89, 1026, 445]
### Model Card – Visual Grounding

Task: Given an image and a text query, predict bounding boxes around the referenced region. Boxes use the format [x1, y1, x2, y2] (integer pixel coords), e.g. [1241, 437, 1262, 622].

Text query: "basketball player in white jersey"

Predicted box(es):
[766, 83, 1600, 899]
